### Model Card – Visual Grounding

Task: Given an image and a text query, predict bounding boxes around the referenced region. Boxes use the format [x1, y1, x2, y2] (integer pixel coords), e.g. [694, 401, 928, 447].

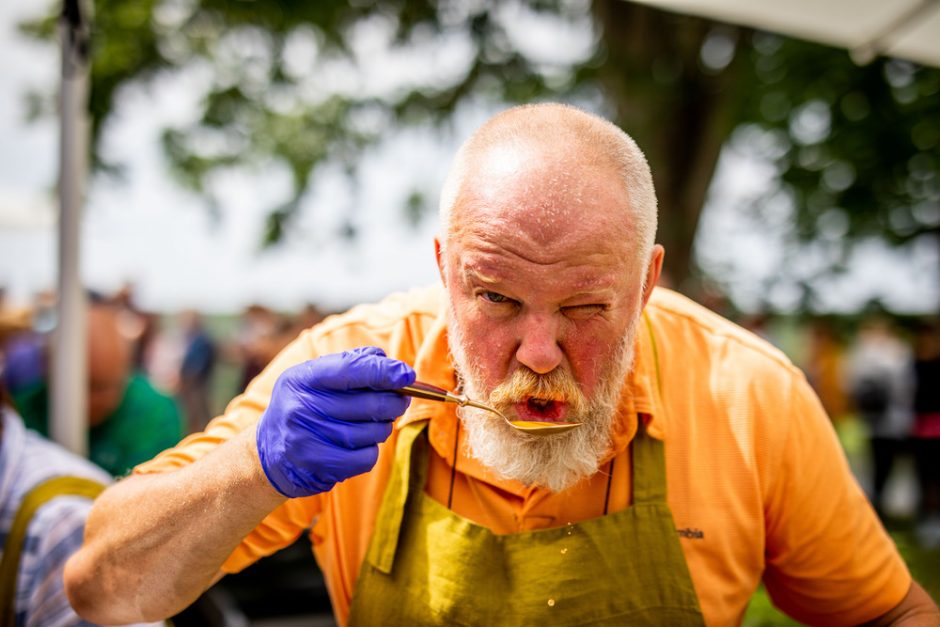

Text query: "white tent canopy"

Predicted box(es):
[629, 0, 940, 67]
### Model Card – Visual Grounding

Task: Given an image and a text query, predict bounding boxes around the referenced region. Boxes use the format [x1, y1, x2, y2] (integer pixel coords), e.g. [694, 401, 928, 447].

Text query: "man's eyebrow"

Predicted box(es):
[464, 267, 502, 285]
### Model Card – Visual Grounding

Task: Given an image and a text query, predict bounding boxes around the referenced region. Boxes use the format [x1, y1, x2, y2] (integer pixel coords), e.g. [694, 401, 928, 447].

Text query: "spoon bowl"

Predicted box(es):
[399, 381, 582, 436]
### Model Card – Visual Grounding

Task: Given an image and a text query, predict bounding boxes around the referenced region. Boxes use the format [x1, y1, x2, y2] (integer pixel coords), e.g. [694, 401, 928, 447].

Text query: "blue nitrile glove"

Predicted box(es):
[256, 346, 416, 498]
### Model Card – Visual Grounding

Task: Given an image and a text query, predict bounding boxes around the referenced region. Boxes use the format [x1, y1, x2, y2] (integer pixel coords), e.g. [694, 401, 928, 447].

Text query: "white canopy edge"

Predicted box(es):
[628, 0, 940, 67]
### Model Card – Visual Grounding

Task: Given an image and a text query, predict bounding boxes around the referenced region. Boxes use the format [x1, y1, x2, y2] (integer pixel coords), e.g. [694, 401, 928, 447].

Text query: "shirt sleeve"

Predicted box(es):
[762, 370, 911, 625]
[17, 498, 94, 627]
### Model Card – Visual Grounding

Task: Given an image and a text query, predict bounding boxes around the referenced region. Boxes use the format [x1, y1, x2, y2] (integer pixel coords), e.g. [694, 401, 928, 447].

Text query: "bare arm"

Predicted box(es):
[64, 425, 286, 623]
[64, 350, 413, 623]
[864, 581, 940, 626]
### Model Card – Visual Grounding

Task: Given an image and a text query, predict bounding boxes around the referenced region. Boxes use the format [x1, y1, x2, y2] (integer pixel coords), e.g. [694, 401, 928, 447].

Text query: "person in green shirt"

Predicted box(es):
[12, 302, 183, 477]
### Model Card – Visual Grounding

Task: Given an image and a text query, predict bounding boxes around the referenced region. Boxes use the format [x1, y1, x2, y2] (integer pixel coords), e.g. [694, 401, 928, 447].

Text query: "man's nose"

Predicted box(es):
[515, 314, 563, 374]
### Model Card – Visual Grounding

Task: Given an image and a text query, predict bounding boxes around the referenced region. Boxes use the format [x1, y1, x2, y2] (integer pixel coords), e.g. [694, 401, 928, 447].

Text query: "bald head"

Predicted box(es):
[439, 103, 658, 261]
[87, 304, 132, 425]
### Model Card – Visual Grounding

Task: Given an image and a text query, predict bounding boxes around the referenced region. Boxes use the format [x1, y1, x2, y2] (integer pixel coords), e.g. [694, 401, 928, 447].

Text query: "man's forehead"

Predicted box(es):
[450, 189, 632, 261]
[461, 255, 622, 293]
[452, 230, 633, 294]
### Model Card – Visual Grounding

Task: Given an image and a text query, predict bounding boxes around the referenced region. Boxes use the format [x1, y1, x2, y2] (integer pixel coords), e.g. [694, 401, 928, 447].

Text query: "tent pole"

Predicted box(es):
[51, 0, 90, 455]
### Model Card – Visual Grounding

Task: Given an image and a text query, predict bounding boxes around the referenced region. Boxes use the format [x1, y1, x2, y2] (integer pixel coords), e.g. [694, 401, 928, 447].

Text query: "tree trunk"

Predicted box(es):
[591, 1, 745, 294]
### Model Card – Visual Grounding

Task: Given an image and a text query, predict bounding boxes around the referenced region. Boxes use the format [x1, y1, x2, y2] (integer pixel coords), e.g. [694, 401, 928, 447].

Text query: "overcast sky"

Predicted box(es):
[1, 2, 937, 316]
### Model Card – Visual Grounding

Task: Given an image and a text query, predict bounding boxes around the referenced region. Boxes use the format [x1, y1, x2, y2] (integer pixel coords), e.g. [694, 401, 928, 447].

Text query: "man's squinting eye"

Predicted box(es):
[480, 291, 512, 304]
[562, 304, 608, 319]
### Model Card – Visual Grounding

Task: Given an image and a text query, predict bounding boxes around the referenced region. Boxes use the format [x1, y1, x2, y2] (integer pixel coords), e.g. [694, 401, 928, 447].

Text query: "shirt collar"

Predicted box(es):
[397, 301, 667, 492]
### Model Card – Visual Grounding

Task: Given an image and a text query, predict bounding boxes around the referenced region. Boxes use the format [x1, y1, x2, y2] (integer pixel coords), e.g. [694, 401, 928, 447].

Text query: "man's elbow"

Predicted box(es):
[64, 548, 145, 624]
[64, 549, 106, 622]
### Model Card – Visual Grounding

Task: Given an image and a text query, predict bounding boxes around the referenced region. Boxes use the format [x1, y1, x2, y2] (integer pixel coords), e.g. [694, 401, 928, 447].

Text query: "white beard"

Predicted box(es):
[446, 308, 638, 493]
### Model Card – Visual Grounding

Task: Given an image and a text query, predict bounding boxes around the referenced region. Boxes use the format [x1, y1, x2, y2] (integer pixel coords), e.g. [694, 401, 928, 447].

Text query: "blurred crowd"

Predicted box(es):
[745, 312, 940, 547]
[0, 284, 327, 474]
[0, 283, 331, 624]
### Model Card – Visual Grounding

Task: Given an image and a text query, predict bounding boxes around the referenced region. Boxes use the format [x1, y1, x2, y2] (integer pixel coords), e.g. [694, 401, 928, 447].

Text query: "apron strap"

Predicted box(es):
[633, 311, 668, 504]
[365, 421, 427, 574]
[631, 416, 668, 504]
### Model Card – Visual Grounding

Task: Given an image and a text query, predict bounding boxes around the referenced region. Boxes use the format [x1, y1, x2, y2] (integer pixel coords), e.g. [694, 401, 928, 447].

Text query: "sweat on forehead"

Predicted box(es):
[452, 175, 634, 262]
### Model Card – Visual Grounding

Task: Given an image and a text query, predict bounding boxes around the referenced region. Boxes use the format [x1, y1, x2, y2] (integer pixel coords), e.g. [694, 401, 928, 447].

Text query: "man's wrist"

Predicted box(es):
[241, 424, 290, 506]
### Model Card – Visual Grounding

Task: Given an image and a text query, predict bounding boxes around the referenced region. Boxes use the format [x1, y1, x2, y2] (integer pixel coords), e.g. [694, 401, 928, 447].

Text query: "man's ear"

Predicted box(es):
[641, 244, 665, 309]
[434, 237, 447, 287]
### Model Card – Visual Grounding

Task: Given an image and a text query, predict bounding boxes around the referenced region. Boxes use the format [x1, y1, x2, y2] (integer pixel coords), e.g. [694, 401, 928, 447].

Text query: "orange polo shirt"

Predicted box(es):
[137, 286, 910, 626]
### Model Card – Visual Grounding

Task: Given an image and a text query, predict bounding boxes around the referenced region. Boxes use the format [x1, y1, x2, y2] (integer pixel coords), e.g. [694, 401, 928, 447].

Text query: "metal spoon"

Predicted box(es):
[398, 381, 582, 435]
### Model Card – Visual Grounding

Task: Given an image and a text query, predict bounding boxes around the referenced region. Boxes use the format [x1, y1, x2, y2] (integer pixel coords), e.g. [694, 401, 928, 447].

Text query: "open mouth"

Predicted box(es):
[513, 396, 566, 423]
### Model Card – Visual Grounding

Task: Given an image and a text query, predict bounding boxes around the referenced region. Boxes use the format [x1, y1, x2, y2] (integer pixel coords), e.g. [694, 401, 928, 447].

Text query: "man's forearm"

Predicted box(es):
[64, 425, 287, 623]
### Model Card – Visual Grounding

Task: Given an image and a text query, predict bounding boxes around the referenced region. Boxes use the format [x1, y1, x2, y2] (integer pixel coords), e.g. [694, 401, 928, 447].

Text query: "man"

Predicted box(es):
[11, 301, 183, 477]
[844, 316, 914, 517]
[0, 388, 163, 626]
[177, 310, 217, 433]
[65, 104, 939, 625]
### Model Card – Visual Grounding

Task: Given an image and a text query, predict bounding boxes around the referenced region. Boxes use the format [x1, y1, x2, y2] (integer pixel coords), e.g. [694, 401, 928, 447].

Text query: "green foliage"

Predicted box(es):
[19, 0, 940, 294]
[737, 36, 940, 248]
[893, 528, 940, 604]
[24, 0, 589, 238]
[742, 584, 799, 626]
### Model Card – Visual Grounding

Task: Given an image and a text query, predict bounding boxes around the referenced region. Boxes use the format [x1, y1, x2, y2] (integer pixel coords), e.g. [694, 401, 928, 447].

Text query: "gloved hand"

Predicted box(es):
[256, 346, 416, 498]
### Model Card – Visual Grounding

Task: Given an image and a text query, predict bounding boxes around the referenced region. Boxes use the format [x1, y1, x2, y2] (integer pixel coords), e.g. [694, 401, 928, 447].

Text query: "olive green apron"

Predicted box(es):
[348, 416, 705, 626]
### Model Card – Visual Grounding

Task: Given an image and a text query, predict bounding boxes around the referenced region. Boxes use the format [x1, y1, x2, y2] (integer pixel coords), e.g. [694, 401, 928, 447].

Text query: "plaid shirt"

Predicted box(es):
[0, 408, 124, 626]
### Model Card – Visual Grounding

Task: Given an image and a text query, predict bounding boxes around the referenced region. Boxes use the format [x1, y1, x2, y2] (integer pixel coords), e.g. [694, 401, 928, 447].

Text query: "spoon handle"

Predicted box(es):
[398, 381, 462, 404]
